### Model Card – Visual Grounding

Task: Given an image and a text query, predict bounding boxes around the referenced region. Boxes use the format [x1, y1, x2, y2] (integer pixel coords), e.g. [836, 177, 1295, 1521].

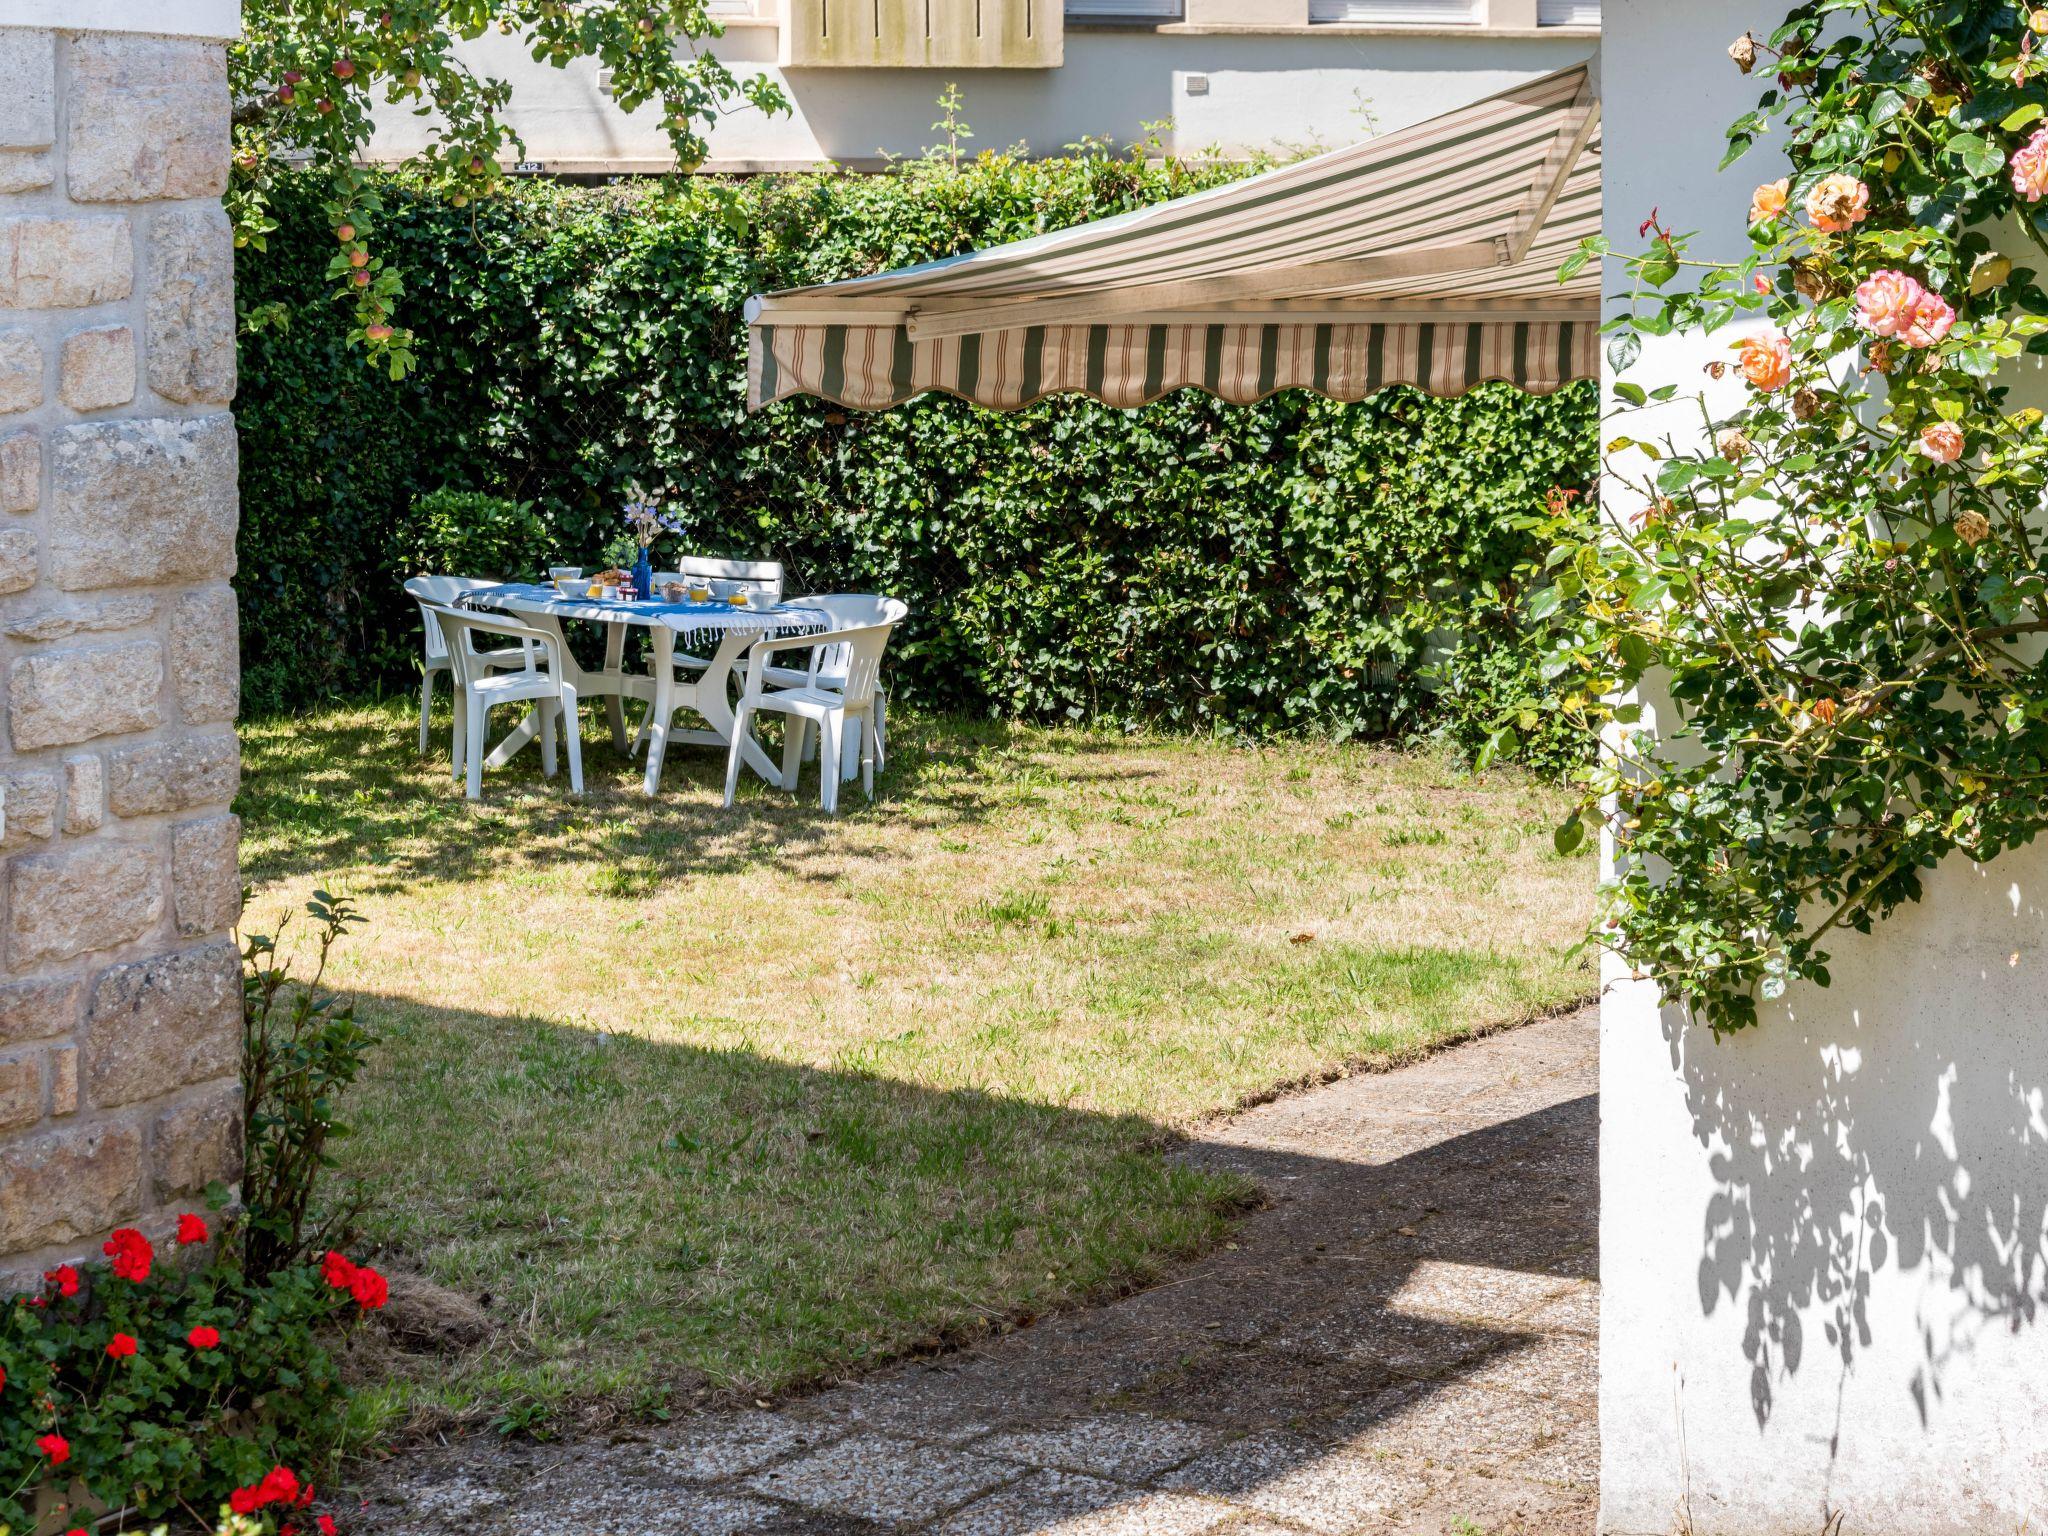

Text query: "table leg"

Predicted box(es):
[483, 706, 541, 769]
[642, 626, 675, 797]
[694, 632, 784, 784]
[603, 621, 628, 749]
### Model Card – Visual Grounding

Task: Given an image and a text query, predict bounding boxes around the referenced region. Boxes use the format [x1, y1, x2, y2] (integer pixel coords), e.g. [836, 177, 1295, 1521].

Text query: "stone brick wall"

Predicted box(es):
[0, 24, 241, 1277]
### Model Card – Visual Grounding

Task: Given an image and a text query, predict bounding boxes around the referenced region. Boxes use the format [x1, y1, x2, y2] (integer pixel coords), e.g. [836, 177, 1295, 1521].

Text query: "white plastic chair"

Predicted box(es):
[404, 576, 537, 754]
[655, 559, 786, 673]
[427, 606, 583, 801]
[724, 620, 896, 815]
[765, 596, 909, 771]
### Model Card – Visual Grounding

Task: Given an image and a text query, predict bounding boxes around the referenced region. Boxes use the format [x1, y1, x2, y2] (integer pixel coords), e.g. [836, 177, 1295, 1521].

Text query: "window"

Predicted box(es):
[1066, 0, 1181, 15]
[1309, 0, 1480, 23]
[706, 0, 752, 11]
[1537, 0, 1599, 21]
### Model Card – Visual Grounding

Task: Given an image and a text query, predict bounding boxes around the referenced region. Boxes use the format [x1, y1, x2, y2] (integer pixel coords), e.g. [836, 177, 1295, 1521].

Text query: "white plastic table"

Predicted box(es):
[462, 583, 828, 796]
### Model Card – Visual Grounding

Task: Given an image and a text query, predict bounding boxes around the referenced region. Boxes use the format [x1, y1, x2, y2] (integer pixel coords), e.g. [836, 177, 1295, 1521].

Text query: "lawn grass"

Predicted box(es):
[237, 698, 1595, 1440]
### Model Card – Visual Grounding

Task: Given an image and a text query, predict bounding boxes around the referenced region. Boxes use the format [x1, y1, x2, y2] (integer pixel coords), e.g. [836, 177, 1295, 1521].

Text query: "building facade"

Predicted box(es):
[366, 0, 1598, 174]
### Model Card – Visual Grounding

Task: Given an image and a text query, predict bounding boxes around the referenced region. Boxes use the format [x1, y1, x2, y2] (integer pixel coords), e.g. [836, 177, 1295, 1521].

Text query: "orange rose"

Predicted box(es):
[1805, 173, 1870, 233]
[1738, 331, 1794, 393]
[1750, 178, 1790, 225]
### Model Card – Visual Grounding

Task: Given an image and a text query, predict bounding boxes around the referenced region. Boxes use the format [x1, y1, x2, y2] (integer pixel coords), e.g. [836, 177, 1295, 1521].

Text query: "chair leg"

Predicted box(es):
[419, 667, 437, 755]
[449, 684, 467, 783]
[873, 689, 887, 771]
[540, 698, 559, 778]
[780, 717, 807, 791]
[561, 685, 583, 795]
[819, 714, 841, 815]
[464, 696, 486, 801]
[839, 716, 862, 784]
[723, 705, 751, 809]
[861, 711, 876, 801]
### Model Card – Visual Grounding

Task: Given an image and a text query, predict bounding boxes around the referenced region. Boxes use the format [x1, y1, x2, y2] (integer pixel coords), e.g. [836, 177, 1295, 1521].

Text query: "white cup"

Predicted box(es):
[744, 589, 775, 612]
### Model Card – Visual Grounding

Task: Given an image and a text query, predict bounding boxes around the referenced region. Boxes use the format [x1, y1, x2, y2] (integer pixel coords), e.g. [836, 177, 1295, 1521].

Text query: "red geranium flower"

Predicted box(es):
[347, 1265, 389, 1311]
[106, 1332, 138, 1359]
[232, 1463, 304, 1514]
[187, 1325, 221, 1349]
[44, 1264, 79, 1298]
[177, 1213, 209, 1245]
[36, 1432, 69, 1465]
[0, 1364, 7, 1392]
[103, 1228, 153, 1282]
[320, 1251, 357, 1290]
[318, 1516, 339, 1536]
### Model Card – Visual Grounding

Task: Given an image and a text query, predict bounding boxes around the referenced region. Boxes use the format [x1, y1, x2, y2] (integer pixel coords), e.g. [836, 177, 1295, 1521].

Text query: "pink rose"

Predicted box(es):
[1737, 331, 1794, 393]
[1854, 269, 1923, 338]
[1900, 288, 1956, 348]
[1806, 173, 1870, 233]
[2014, 125, 2048, 203]
[1917, 421, 1965, 464]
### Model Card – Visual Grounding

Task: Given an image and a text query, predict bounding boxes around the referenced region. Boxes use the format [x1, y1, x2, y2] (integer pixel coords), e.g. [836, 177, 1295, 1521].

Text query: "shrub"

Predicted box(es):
[234, 155, 1597, 765]
[241, 891, 375, 1281]
[396, 490, 555, 587]
[0, 1221, 385, 1530]
[0, 900, 383, 1530]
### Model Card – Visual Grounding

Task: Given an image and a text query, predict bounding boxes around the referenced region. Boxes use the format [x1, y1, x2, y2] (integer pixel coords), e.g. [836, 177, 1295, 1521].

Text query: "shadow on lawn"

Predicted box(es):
[238, 700, 1166, 896]
[349, 997, 1600, 1529]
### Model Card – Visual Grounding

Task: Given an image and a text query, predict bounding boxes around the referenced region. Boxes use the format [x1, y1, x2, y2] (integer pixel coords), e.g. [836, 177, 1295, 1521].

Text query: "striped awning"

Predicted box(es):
[745, 62, 1600, 413]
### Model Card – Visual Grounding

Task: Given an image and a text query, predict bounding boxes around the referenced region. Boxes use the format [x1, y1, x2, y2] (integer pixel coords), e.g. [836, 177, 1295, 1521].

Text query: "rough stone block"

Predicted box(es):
[5, 596, 156, 644]
[152, 1079, 241, 1199]
[0, 31, 55, 151]
[49, 1044, 77, 1116]
[0, 330, 42, 416]
[170, 586, 239, 724]
[0, 769, 59, 851]
[67, 35, 229, 203]
[0, 151, 54, 195]
[0, 1055, 40, 1132]
[63, 753, 104, 833]
[9, 839, 163, 969]
[0, 976, 81, 1048]
[106, 734, 239, 817]
[0, 527, 35, 595]
[147, 207, 236, 406]
[0, 431, 38, 514]
[58, 325, 136, 412]
[8, 639, 162, 751]
[0, 217, 133, 309]
[171, 814, 240, 936]
[84, 940, 238, 1111]
[48, 415, 236, 591]
[0, 1120, 143, 1252]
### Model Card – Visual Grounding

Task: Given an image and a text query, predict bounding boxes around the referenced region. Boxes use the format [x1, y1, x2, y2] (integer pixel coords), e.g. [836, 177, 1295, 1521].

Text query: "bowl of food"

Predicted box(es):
[548, 565, 582, 583]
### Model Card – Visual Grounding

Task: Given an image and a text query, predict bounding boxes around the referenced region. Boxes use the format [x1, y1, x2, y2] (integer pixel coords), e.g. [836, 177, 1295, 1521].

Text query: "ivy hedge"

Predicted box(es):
[235, 151, 1596, 766]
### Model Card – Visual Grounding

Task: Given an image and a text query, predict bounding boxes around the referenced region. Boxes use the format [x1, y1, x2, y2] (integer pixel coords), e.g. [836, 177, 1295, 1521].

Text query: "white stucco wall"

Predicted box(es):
[4, 0, 238, 39]
[1600, 3, 2048, 1532]
[365, 24, 1596, 170]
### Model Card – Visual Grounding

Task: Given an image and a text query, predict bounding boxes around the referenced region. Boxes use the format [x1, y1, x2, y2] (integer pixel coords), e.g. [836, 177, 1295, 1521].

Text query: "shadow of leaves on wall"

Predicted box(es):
[1670, 859, 2048, 1438]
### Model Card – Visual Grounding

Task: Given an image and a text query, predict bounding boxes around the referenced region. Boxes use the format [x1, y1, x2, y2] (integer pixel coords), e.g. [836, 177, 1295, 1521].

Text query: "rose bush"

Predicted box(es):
[1540, 1, 2048, 1029]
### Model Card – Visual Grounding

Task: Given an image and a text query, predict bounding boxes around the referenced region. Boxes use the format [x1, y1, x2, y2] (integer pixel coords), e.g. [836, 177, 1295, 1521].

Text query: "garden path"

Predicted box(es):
[357, 1006, 1599, 1535]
